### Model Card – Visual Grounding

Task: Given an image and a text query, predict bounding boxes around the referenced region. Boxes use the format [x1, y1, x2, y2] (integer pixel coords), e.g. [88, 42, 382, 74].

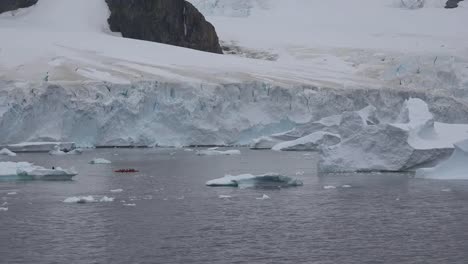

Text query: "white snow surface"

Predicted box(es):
[206, 173, 303, 188]
[1, 0, 468, 147]
[0, 161, 77, 180]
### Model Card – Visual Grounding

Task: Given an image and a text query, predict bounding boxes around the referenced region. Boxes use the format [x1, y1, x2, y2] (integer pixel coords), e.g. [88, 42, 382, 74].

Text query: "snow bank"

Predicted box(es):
[206, 173, 303, 188]
[416, 139, 468, 180]
[0, 148, 16, 156]
[0, 161, 77, 180]
[272, 131, 341, 151]
[89, 158, 111, 164]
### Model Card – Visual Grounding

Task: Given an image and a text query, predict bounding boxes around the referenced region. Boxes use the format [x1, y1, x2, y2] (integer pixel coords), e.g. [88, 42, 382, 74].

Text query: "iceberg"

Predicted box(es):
[4, 142, 76, 153]
[272, 131, 341, 151]
[319, 98, 463, 172]
[206, 173, 303, 188]
[196, 149, 241, 156]
[89, 158, 112, 164]
[416, 139, 468, 180]
[0, 161, 77, 180]
[0, 148, 16, 157]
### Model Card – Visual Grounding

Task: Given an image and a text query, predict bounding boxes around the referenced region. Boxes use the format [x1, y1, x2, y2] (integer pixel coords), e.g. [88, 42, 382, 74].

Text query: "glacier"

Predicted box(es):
[2, 81, 468, 148]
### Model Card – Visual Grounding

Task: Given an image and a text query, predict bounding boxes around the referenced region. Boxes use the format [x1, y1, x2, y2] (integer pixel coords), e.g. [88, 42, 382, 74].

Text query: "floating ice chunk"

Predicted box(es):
[323, 185, 336, 189]
[295, 171, 305, 176]
[272, 131, 341, 151]
[196, 149, 241, 156]
[184, 148, 194, 152]
[110, 189, 123, 193]
[123, 203, 136, 207]
[218, 195, 232, 199]
[63, 195, 114, 203]
[341, 185, 352, 188]
[49, 146, 83, 155]
[64, 196, 96, 203]
[441, 188, 452, 192]
[177, 196, 185, 200]
[0, 148, 16, 157]
[256, 194, 270, 200]
[89, 158, 112, 164]
[99, 196, 114, 202]
[416, 139, 468, 180]
[206, 173, 303, 188]
[5, 142, 75, 153]
[0, 207, 8, 211]
[7, 192, 17, 195]
[0, 161, 77, 180]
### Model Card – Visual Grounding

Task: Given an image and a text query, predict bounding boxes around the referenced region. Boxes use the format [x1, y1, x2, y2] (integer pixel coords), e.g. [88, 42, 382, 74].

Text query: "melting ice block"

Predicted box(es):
[0, 161, 77, 180]
[206, 173, 303, 188]
[89, 158, 112, 164]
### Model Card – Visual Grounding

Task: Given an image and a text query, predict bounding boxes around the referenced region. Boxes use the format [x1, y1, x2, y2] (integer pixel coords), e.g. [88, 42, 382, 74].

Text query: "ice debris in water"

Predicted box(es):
[441, 188, 452, 192]
[323, 185, 337, 189]
[0, 161, 77, 180]
[0, 148, 16, 157]
[341, 185, 352, 188]
[0, 207, 8, 211]
[63, 196, 114, 203]
[124, 203, 136, 207]
[256, 194, 270, 200]
[206, 173, 303, 188]
[218, 195, 232, 199]
[7, 192, 17, 195]
[196, 149, 241, 156]
[49, 146, 83, 155]
[110, 189, 123, 193]
[89, 158, 112, 164]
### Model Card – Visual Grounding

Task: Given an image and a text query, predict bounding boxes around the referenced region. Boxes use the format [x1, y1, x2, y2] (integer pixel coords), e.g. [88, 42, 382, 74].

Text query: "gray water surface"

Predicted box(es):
[1, 148, 468, 264]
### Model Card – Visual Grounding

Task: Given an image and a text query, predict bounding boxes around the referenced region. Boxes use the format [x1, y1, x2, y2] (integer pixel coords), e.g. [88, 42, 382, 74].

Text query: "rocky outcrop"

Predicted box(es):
[445, 0, 464, 8]
[105, 0, 222, 54]
[0, 0, 37, 14]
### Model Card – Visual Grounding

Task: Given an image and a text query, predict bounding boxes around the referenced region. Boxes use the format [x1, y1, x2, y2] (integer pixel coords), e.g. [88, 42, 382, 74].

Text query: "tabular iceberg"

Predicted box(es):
[0, 161, 77, 180]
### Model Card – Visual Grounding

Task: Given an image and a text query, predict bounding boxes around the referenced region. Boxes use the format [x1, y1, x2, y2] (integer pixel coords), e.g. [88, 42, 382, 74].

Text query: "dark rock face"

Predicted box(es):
[445, 0, 464, 8]
[0, 0, 37, 14]
[106, 0, 222, 54]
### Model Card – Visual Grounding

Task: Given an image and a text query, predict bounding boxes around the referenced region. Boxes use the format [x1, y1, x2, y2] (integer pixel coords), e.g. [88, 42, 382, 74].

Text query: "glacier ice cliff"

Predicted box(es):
[2, 81, 468, 148]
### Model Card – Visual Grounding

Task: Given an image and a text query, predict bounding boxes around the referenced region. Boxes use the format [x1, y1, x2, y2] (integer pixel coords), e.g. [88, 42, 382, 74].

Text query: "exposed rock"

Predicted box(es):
[445, 0, 464, 8]
[0, 0, 37, 14]
[106, 0, 222, 54]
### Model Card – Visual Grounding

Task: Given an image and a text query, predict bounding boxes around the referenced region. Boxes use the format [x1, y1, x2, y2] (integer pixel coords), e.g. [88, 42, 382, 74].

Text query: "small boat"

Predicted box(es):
[114, 169, 139, 173]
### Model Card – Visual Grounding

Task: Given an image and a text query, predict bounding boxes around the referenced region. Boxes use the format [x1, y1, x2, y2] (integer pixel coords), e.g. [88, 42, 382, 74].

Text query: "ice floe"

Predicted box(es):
[196, 149, 241, 156]
[256, 194, 270, 200]
[0, 161, 77, 180]
[206, 173, 303, 188]
[110, 189, 124, 193]
[0, 207, 8, 211]
[63, 196, 114, 204]
[89, 158, 112, 164]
